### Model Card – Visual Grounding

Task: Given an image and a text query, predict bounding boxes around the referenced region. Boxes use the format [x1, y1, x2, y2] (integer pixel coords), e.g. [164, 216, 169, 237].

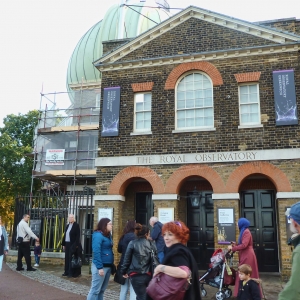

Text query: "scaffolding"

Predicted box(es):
[31, 89, 100, 195]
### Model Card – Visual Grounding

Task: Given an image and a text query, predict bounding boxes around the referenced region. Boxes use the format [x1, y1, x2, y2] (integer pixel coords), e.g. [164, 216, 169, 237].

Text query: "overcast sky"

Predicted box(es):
[0, 0, 299, 126]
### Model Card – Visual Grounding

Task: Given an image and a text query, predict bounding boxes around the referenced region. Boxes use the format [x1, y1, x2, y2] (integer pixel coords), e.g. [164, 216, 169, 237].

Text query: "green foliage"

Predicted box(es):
[0, 110, 41, 218]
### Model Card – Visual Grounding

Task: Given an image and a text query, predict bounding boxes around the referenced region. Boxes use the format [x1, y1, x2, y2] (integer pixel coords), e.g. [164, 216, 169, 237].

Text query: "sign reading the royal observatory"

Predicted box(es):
[45, 149, 65, 165]
[273, 70, 298, 126]
[95, 148, 300, 167]
[101, 87, 120, 137]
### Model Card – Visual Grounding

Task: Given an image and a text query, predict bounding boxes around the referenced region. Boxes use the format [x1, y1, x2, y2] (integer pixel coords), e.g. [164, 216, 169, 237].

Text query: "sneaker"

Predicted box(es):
[27, 268, 37, 271]
[62, 273, 68, 276]
[16, 267, 24, 271]
[34, 264, 39, 267]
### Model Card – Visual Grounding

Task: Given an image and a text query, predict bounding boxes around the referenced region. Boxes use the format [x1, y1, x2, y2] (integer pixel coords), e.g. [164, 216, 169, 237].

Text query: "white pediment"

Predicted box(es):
[94, 5, 300, 66]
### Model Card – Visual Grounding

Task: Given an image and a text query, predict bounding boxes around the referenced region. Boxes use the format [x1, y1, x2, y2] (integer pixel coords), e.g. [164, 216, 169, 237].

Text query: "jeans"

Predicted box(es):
[35, 254, 40, 265]
[130, 274, 151, 300]
[87, 263, 111, 300]
[0, 255, 3, 271]
[119, 277, 136, 300]
[157, 252, 164, 263]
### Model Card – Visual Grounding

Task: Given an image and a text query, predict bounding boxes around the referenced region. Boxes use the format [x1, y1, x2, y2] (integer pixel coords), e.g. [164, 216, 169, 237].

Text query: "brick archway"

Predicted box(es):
[226, 161, 292, 192]
[164, 61, 223, 90]
[165, 164, 225, 194]
[108, 166, 164, 196]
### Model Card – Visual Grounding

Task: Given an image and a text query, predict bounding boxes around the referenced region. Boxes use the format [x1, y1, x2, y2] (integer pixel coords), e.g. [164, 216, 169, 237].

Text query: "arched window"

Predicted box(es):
[175, 72, 214, 130]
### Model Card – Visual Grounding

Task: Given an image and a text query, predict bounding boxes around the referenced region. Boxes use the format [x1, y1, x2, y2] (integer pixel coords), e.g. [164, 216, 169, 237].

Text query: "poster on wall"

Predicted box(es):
[158, 208, 174, 224]
[273, 70, 298, 126]
[45, 149, 65, 165]
[101, 87, 121, 136]
[98, 208, 113, 221]
[217, 208, 235, 245]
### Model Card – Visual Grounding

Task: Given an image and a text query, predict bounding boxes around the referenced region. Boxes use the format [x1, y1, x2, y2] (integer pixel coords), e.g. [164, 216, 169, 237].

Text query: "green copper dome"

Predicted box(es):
[67, 1, 171, 90]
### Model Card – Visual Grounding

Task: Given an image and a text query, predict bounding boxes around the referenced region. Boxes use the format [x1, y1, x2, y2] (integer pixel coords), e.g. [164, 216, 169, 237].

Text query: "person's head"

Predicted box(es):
[287, 201, 300, 234]
[149, 217, 158, 227]
[35, 241, 40, 246]
[134, 223, 150, 238]
[96, 218, 113, 236]
[23, 214, 30, 223]
[68, 214, 75, 224]
[162, 221, 189, 247]
[238, 264, 252, 281]
[238, 218, 250, 230]
[122, 220, 136, 236]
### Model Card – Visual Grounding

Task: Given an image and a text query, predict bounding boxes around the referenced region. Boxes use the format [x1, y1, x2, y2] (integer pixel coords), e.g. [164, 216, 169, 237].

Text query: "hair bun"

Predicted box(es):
[135, 223, 142, 231]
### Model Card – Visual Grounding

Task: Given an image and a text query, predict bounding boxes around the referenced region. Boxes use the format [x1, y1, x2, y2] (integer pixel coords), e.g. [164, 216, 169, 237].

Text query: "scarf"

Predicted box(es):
[238, 218, 250, 245]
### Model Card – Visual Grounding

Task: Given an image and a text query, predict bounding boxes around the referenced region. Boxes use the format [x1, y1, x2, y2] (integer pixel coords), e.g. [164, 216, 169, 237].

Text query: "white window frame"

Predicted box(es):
[238, 83, 262, 128]
[173, 71, 215, 133]
[131, 92, 152, 135]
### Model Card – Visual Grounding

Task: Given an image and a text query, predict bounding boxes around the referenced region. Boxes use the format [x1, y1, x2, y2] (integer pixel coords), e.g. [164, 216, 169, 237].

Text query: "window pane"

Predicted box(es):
[177, 91, 185, 100]
[177, 82, 185, 91]
[249, 93, 258, 103]
[204, 97, 213, 107]
[177, 119, 185, 128]
[240, 86, 248, 94]
[249, 85, 257, 93]
[136, 112, 144, 121]
[195, 109, 204, 117]
[205, 108, 213, 117]
[144, 93, 151, 102]
[144, 111, 151, 120]
[178, 100, 185, 109]
[136, 120, 143, 129]
[136, 94, 144, 103]
[186, 82, 193, 90]
[195, 90, 203, 99]
[186, 109, 194, 118]
[136, 102, 143, 111]
[204, 117, 213, 126]
[144, 101, 151, 110]
[186, 99, 194, 108]
[186, 91, 194, 99]
[240, 94, 249, 104]
[144, 120, 151, 129]
[185, 74, 193, 82]
[194, 73, 202, 82]
[186, 118, 194, 127]
[177, 111, 185, 119]
[241, 104, 250, 114]
[203, 80, 211, 89]
[195, 98, 204, 107]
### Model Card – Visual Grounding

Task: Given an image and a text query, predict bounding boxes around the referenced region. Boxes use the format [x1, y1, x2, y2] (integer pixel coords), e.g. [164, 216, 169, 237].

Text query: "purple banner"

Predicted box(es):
[273, 70, 298, 126]
[101, 87, 120, 137]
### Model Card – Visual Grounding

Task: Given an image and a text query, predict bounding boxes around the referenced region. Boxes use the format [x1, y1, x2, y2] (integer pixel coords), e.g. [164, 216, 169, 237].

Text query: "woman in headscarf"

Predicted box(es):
[228, 217, 261, 298]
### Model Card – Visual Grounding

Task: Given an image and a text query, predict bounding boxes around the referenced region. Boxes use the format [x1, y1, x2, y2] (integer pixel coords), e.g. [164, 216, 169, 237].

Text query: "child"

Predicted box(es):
[237, 264, 261, 300]
[34, 241, 42, 267]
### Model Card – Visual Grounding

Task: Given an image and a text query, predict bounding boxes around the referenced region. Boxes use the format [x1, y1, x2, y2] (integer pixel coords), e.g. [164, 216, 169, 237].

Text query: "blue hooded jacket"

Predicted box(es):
[91, 231, 114, 269]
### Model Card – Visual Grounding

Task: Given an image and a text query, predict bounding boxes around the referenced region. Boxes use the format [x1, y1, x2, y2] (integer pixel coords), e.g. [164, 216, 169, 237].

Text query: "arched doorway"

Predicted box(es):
[239, 175, 279, 272]
[180, 177, 214, 270]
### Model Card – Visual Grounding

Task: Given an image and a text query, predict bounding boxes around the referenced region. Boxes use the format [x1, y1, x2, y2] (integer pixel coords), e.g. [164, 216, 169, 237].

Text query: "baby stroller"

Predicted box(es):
[199, 249, 236, 300]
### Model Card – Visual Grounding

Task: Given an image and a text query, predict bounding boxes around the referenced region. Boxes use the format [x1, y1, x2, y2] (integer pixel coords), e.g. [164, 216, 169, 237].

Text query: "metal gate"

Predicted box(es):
[12, 187, 94, 264]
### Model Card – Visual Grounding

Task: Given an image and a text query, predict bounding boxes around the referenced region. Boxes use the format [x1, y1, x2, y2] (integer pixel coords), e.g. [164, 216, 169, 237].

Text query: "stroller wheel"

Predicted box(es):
[224, 289, 232, 298]
[201, 288, 207, 297]
[215, 291, 226, 300]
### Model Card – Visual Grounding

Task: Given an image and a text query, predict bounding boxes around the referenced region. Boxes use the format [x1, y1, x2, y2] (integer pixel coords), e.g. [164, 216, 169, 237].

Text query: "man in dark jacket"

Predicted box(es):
[149, 217, 165, 263]
[61, 214, 81, 277]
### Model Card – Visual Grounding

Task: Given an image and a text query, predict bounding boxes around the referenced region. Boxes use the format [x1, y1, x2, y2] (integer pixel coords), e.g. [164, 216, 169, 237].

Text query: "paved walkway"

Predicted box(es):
[1, 262, 285, 300]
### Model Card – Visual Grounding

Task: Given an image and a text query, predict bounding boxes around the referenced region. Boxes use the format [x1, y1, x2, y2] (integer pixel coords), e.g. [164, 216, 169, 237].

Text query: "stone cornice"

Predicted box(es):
[94, 6, 299, 68]
[97, 43, 299, 72]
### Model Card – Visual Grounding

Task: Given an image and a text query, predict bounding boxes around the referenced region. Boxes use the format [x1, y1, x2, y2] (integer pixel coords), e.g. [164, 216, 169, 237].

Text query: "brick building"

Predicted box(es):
[93, 6, 300, 278]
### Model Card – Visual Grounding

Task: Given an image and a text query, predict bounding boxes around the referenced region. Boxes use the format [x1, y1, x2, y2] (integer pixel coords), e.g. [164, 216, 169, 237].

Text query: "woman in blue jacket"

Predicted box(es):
[0, 216, 9, 272]
[87, 218, 114, 300]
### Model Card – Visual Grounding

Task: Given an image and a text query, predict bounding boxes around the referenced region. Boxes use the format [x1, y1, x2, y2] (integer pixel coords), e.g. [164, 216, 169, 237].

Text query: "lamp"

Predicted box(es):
[190, 187, 201, 207]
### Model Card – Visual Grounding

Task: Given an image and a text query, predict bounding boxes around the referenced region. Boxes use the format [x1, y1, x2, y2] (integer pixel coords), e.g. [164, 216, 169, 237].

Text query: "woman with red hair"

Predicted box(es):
[152, 221, 201, 300]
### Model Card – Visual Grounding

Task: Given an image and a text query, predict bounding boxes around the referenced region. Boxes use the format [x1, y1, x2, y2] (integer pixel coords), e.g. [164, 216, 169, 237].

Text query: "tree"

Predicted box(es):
[0, 110, 40, 222]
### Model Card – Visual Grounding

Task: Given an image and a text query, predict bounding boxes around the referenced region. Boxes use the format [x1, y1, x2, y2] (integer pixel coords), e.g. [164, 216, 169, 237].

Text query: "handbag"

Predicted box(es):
[146, 266, 191, 300]
[71, 255, 82, 268]
[111, 263, 117, 275]
[223, 264, 236, 286]
[114, 264, 126, 285]
[17, 237, 23, 244]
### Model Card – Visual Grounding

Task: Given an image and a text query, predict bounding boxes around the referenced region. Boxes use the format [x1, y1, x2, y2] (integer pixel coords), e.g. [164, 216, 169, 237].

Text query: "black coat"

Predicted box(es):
[117, 232, 136, 265]
[162, 243, 201, 300]
[237, 279, 261, 300]
[62, 222, 80, 251]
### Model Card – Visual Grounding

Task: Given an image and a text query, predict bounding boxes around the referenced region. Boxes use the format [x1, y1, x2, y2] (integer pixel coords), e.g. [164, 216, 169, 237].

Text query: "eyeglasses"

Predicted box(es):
[174, 221, 182, 228]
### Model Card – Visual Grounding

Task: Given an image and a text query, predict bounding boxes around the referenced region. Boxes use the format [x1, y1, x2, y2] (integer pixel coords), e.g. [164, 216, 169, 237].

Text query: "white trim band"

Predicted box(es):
[152, 194, 178, 200]
[276, 192, 300, 199]
[212, 193, 240, 200]
[94, 195, 125, 201]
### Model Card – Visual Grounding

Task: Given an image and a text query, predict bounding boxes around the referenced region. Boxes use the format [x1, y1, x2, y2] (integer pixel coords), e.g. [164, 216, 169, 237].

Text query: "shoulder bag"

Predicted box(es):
[71, 255, 82, 268]
[146, 265, 191, 300]
[114, 263, 126, 285]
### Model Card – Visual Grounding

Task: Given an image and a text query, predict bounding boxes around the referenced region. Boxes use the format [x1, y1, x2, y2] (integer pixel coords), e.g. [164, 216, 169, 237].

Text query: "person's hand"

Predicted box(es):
[123, 274, 129, 278]
[36, 238, 40, 242]
[38, 255, 41, 257]
[153, 264, 164, 277]
[98, 269, 104, 276]
[63, 246, 65, 251]
[228, 245, 232, 251]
